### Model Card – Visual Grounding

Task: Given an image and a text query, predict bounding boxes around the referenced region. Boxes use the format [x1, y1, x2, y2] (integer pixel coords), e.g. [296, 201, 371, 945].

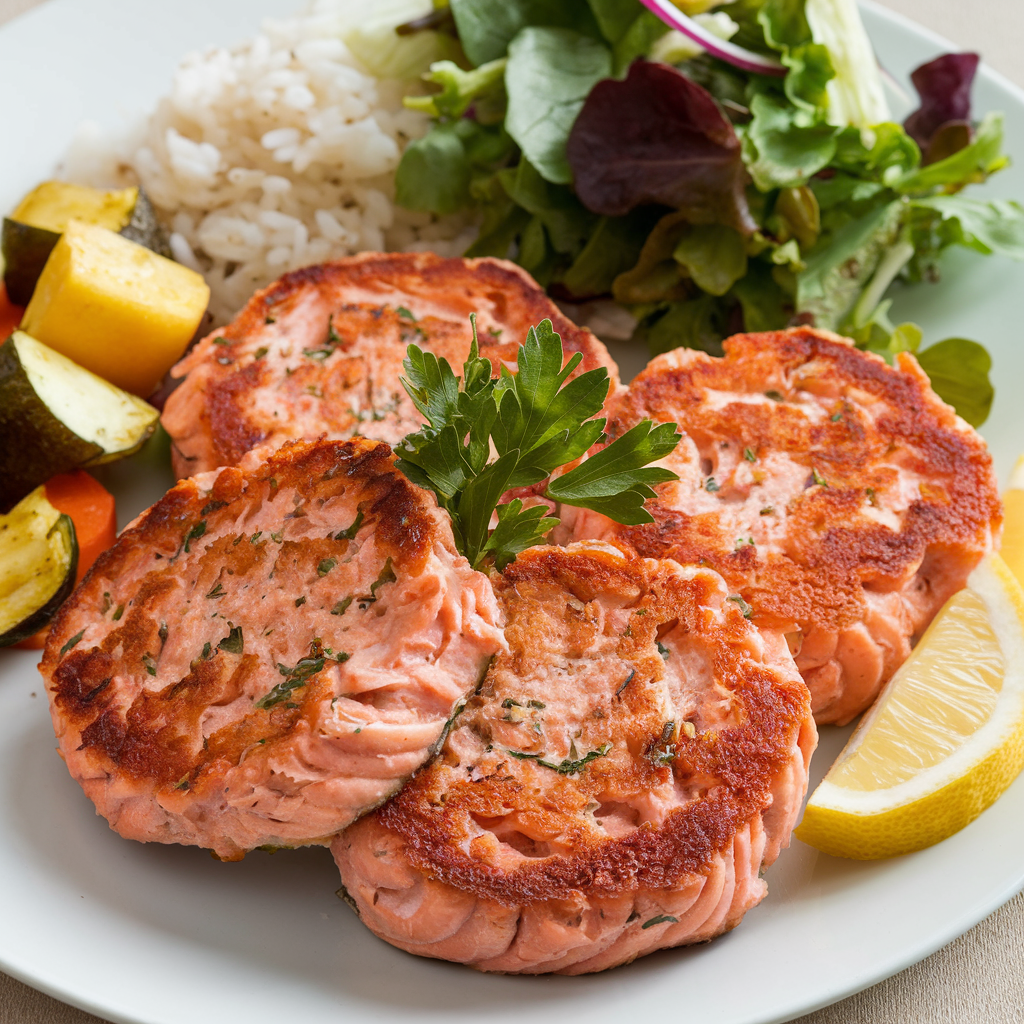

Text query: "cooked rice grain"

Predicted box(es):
[61, 0, 474, 323]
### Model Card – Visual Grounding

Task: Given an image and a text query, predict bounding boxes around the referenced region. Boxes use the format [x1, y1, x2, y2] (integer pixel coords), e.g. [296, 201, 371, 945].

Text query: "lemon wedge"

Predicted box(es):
[999, 455, 1024, 587]
[795, 553, 1024, 859]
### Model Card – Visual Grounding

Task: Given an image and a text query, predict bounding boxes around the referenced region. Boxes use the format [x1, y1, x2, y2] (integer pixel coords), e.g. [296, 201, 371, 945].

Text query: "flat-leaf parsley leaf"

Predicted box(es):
[395, 315, 681, 569]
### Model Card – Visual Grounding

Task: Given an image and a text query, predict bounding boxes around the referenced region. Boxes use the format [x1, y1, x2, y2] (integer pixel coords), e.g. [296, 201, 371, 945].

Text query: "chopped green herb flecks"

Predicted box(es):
[212, 337, 229, 346]
[254, 346, 269, 360]
[173, 775, 191, 791]
[705, 477, 719, 492]
[359, 558, 396, 608]
[510, 742, 612, 776]
[744, 447, 757, 462]
[201, 642, 213, 660]
[616, 669, 635, 697]
[317, 558, 337, 578]
[396, 306, 417, 321]
[331, 596, 354, 617]
[250, 531, 263, 544]
[60, 630, 86, 657]
[256, 650, 327, 710]
[501, 697, 522, 709]
[728, 594, 753, 619]
[265, 316, 277, 325]
[295, 596, 307, 607]
[201, 500, 228, 516]
[760, 506, 774, 516]
[327, 316, 343, 346]
[112, 605, 125, 622]
[206, 582, 226, 599]
[183, 520, 207, 553]
[336, 511, 364, 541]
[527, 700, 546, 709]
[159, 622, 169, 643]
[812, 468, 828, 488]
[641, 915, 679, 929]
[657, 641, 670, 660]
[866, 487, 877, 506]
[218, 625, 244, 655]
[831, 411, 843, 422]
[765, 390, 784, 402]
[100, 592, 111, 614]
[303, 347, 333, 361]
[271, 530, 284, 543]
[142, 653, 158, 677]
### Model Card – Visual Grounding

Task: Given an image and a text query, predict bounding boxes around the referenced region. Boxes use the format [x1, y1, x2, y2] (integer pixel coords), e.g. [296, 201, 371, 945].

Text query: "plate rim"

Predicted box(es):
[2, 3, 1024, 1023]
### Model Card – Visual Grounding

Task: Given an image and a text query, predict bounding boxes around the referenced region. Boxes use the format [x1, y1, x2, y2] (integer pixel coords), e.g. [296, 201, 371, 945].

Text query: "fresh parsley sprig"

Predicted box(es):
[395, 315, 681, 570]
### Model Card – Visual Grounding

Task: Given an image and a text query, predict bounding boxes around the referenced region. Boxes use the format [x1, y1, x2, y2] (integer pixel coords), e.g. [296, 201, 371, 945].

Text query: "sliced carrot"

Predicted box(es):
[14, 471, 117, 650]
[45, 470, 117, 580]
[0, 282, 24, 340]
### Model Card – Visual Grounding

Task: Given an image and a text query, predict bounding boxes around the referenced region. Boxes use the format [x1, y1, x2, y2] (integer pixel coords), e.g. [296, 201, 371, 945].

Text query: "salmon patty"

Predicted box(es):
[565, 328, 1001, 725]
[41, 438, 505, 861]
[161, 252, 617, 478]
[333, 541, 814, 974]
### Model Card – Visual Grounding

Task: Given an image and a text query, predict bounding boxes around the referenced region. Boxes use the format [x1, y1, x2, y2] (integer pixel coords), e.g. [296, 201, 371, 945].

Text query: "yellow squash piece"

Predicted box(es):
[11, 181, 138, 234]
[795, 554, 1024, 860]
[22, 220, 209, 396]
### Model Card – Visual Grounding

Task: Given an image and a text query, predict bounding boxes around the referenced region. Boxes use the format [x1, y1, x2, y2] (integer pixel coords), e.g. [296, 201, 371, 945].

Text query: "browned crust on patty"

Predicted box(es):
[372, 543, 811, 905]
[163, 253, 616, 475]
[606, 328, 1000, 636]
[43, 438, 440, 790]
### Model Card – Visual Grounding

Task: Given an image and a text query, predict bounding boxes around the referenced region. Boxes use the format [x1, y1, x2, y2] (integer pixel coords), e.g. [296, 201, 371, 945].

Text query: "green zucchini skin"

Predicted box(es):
[119, 188, 172, 259]
[0, 337, 103, 514]
[2, 186, 171, 307]
[1, 218, 59, 306]
[0, 512, 78, 647]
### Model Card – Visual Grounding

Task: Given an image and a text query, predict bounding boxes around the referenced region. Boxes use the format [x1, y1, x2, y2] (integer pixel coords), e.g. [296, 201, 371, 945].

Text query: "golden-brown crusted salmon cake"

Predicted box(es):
[161, 252, 617, 478]
[41, 438, 505, 861]
[565, 328, 1001, 725]
[333, 541, 815, 974]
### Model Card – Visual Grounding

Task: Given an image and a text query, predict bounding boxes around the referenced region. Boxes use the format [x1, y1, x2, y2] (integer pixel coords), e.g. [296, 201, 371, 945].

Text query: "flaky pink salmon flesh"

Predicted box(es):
[41, 438, 505, 861]
[565, 328, 1001, 725]
[161, 252, 617, 478]
[333, 541, 815, 974]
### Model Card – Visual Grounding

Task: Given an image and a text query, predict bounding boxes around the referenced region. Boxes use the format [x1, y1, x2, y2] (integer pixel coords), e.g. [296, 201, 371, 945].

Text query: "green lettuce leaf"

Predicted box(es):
[450, 0, 600, 66]
[895, 111, 1008, 193]
[404, 58, 507, 120]
[911, 195, 1024, 260]
[742, 90, 838, 190]
[797, 198, 904, 329]
[915, 338, 994, 427]
[673, 224, 748, 296]
[505, 27, 613, 184]
[395, 122, 473, 214]
[757, 0, 834, 112]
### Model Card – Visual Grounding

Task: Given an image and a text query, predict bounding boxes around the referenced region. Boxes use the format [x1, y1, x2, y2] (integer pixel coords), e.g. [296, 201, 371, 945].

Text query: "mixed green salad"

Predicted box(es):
[392, 0, 1024, 426]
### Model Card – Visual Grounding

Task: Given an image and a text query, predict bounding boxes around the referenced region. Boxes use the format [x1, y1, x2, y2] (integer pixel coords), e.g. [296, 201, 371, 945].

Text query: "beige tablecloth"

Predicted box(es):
[2, 1, 1023, 1021]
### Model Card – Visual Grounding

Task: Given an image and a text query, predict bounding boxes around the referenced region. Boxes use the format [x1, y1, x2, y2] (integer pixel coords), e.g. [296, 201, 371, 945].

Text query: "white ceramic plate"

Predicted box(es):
[2, 2, 1024, 1022]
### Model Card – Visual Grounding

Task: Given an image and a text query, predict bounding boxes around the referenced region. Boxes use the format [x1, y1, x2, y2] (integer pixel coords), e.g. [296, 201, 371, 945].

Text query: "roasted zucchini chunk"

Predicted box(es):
[2, 181, 171, 305]
[21, 220, 209, 396]
[0, 331, 159, 513]
[0, 487, 78, 647]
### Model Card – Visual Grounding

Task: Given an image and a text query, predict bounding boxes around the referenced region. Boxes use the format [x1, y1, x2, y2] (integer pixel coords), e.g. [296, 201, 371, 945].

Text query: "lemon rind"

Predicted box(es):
[795, 555, 1024, 859]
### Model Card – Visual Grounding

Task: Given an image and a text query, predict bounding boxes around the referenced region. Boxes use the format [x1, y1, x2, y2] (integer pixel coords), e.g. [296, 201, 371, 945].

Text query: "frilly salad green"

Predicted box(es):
[394, 0, 1024, 426]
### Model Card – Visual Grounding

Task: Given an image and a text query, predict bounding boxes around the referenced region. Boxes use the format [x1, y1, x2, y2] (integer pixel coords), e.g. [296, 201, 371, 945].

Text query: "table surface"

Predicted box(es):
[1, 1, 1022, 1022]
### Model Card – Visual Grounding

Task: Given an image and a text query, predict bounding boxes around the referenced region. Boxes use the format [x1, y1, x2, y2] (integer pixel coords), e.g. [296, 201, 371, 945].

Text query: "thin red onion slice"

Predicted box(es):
[638, 0, 786, 77]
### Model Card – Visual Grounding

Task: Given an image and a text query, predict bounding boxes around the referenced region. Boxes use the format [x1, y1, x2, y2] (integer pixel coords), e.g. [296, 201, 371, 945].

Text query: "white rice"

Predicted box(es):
[61, 0, 475, 323]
